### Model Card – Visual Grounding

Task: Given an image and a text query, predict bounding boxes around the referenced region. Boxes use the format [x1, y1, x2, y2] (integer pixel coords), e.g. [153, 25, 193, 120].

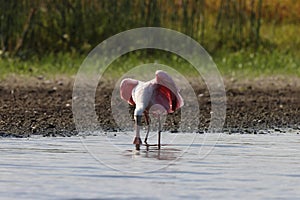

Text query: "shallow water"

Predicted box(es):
[1, 131, 300, 200]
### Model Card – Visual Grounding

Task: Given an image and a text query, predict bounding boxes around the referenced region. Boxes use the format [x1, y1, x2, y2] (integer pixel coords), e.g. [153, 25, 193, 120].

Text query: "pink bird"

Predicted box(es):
[120, 70, 184, 150]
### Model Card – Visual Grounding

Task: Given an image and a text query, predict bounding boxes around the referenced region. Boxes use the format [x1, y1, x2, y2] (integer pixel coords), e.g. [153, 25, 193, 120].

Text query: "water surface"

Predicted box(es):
[1, 132, 299, 199]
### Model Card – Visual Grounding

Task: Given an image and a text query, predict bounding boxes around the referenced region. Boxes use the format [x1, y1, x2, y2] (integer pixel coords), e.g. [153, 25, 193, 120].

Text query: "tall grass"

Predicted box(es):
[0, 0, 299, 78]
[1, 0, 298, 57]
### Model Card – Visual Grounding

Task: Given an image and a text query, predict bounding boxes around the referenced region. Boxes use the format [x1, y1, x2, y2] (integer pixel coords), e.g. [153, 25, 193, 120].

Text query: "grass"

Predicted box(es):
[0, 53, 83, 79]
[1, 22, 299, 80]
[214, 49, 300, 78]
[1, 8, 299, 80]
[1, 48, 299, 81]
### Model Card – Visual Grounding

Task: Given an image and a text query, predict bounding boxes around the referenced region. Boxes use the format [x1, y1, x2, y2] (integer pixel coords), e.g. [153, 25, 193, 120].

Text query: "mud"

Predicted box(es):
[0, 75, 299, 137]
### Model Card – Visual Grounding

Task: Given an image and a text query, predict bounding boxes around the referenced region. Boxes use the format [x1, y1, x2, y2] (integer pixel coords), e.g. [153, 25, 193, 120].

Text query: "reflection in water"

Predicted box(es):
[124, 147, 182, 160]
[145, 148, 181, 160]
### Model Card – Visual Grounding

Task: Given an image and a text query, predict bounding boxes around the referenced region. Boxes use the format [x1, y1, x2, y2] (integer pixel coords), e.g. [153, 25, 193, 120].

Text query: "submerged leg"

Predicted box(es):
[144, 112, 150, 145]
[158, 115, 161, 150]
[133, 115, 142, 150]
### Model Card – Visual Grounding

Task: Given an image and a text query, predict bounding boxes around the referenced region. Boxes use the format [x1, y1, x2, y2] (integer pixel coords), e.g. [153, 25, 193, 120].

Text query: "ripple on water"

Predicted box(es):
[0, 132, 299, 200]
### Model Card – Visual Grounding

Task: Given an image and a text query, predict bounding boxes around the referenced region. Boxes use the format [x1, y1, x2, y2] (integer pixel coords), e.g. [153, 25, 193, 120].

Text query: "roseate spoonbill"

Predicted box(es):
[120, 70, 184, 150]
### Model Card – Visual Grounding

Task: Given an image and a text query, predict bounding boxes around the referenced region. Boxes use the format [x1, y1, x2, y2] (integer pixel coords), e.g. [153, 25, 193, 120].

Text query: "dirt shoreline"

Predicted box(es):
[0, 75, 299, 137]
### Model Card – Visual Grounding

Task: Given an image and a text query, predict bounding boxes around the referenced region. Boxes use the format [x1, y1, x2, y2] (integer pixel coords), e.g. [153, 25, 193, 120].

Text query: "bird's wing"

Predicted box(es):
[120, 78, 139, 105]
[154, 70, 184, 112]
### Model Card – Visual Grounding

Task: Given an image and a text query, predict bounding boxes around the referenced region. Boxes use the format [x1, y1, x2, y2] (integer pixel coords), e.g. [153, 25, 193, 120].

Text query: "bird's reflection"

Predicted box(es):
[125, 145, 182, 160]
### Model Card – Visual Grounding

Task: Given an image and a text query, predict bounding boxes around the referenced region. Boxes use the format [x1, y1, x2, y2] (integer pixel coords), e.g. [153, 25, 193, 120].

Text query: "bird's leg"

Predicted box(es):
[144, 112, 150, 145]
[158, 115, 161, 150]
[133, 115, 142, 150]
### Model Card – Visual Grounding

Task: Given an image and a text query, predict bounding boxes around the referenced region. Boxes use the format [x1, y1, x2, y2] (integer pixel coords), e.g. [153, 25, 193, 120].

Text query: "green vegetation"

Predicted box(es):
[1, 47, 298, 80]
[0, 0, 299, 78]
[0, 53, 82, 79]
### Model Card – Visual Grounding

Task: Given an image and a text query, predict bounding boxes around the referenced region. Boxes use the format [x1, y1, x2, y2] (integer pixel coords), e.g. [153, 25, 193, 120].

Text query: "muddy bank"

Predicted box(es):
[0, 75, 299, 137]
